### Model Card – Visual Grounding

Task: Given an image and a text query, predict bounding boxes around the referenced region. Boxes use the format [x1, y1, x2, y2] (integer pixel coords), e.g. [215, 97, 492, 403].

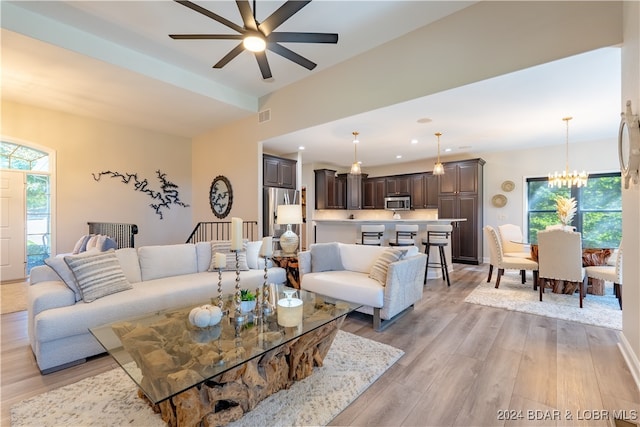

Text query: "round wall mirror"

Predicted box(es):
[619, 101, 640, 189]
[209, 175, 233, 218]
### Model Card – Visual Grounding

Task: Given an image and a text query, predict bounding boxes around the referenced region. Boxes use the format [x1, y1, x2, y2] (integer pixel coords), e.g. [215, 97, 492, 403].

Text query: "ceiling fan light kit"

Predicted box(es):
[170, 0, 338, 79]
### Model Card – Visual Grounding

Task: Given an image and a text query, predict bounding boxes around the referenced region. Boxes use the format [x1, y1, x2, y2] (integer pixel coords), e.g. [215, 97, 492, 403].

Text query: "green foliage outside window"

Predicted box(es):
[527, 173, 621, 248]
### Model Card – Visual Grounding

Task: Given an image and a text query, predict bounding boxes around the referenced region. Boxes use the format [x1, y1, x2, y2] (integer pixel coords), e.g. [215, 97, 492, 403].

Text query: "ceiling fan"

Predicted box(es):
[169, 0, 339, 80]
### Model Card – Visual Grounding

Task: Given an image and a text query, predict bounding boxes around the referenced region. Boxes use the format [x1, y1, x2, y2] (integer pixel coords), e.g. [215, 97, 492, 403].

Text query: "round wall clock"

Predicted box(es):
[209, 175, 233, 219]
[619, 100, 640, 189]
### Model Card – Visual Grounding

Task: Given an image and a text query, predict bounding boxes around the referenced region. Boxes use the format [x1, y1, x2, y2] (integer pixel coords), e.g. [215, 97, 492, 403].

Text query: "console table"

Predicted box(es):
[90, 292, 359, 426]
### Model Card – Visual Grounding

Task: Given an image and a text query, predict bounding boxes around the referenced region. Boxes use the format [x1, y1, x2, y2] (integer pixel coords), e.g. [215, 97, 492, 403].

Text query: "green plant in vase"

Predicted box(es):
[240, 289, 256, 313]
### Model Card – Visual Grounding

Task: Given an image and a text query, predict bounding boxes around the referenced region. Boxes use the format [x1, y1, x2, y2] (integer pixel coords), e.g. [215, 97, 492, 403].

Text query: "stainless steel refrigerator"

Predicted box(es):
[263, 187, 300, 246]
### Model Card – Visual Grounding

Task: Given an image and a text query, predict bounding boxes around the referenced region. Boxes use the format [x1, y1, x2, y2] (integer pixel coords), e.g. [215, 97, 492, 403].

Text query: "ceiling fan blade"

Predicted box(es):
[259, 0, 311, 36]
[267, 43, 316, 70]
[170, 34, 243, 40]
[174, 0, 244, 34]
[213, 43, 245, 69]
[235, 0, 258, 31]
[267, 32, 338, 44]
[255, 51, 273, 79]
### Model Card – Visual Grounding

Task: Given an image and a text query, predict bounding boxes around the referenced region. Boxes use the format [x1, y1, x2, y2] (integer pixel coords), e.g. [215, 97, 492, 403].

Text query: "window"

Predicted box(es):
[526, 173, 621, 248]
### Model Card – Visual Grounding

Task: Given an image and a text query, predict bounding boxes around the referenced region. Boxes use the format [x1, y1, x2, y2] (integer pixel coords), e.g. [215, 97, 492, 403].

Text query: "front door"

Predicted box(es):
[0, 170, 26, 281]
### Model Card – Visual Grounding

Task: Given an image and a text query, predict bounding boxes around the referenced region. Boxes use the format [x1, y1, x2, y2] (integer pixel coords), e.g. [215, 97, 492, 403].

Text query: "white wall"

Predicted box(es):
[621, 0, 640, 387]
[1, 100, 194, 252]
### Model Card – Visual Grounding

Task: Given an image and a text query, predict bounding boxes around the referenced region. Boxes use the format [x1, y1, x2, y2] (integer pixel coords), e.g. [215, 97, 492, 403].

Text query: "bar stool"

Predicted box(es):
[423, 224, 452, 286]
[360, 224, 385, 246]
[389, 224, 418, 246]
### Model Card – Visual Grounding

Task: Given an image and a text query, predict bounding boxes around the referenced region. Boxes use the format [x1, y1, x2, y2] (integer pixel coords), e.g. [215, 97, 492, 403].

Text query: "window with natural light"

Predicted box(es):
[526, 173, 622, 248]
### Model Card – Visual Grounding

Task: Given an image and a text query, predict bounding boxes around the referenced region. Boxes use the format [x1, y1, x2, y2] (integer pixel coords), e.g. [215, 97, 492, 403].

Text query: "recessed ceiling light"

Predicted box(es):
[411, 139, 418, 144]
[444, 148, 452, 152]
[298, 146, 305, 150]
[396, 155, 402, 159]
[417, 117, 432, 124]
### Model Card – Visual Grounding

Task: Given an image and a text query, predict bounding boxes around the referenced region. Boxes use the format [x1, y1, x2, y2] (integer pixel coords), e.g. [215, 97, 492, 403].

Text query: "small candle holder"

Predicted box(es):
[232, 249, 245, 324]
[261, 255, 273, 316]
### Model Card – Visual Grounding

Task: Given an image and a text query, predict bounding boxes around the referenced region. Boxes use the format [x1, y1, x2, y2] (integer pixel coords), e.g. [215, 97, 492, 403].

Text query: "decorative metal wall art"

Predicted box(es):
[209, 175, 233, 218]
[92, 170, 189, 219]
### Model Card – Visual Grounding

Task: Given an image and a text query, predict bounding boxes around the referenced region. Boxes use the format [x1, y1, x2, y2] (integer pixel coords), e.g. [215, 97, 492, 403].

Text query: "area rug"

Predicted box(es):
[464, 274, 622, 330]
[1, 281, 28, 314]
[11, 330, 403, 427]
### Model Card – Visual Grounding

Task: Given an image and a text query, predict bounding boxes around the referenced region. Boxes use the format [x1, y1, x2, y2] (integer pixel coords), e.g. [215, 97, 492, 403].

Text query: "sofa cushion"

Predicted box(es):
[114, 248, 142, 283]
[195, 242, 212, 272]
[245, 241, 262, 269]
[310, 243, 343, 272]
[338, 243, 388, 273]
[208, 240, 249, 272]
[138, 244, 198, 281]
[64, 250, 132, 303]
[44, 256, 83, 302]
[369, 249, 407, 285]
[301, 271, 383, 308]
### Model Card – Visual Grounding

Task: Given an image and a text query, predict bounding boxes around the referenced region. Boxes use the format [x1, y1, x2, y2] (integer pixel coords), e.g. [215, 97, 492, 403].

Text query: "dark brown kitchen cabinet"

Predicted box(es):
[386, 176, 410, 195]
[334, 174, 347, 209]
[344, 173, 366, 210]
[409, 173, 438, 209]
[363, 177, 385, 209]
[314, 169, 335, 209]
[263, 154, 296, 189]
[438, 159, 485, 264]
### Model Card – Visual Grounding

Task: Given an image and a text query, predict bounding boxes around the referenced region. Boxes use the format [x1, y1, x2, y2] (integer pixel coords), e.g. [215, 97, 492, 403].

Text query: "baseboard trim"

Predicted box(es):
[618, 332, 640, 392]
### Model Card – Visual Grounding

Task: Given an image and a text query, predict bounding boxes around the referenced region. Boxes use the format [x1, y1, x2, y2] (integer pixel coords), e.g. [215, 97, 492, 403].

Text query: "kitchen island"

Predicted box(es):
[312, 218, 466, 278]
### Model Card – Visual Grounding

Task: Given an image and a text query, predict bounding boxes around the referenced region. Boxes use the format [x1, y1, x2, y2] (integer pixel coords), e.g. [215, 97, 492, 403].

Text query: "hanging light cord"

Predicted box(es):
[436, 132, 442, 163]
[563, 116, 572, 173]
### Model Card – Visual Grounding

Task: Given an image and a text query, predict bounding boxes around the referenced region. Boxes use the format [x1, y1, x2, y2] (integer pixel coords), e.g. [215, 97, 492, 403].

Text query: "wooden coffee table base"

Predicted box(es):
[141, 317, 344, 427]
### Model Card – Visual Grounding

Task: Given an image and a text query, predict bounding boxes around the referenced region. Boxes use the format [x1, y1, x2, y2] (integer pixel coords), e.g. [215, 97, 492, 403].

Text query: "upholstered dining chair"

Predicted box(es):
[484, 225, 539, 289]
[498, 224, 531, 258]
[585, 241, 623, 309]
[537, 228, 586, 308]
[360, 224, 385, 246]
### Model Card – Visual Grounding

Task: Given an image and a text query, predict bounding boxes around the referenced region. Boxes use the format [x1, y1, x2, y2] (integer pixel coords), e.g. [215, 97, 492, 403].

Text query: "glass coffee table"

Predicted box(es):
[90, 290, 360, 426]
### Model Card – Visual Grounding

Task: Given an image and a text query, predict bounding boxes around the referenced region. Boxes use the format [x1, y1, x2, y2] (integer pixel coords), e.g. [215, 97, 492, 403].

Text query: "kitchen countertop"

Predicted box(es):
[312, 218, 466, 223]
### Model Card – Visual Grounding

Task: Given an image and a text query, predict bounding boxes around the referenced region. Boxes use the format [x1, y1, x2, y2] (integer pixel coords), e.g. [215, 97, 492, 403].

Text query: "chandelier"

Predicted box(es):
[548, 117, 588, 188]
[433, 132, 445, 175]
[350, 131, 361, 175]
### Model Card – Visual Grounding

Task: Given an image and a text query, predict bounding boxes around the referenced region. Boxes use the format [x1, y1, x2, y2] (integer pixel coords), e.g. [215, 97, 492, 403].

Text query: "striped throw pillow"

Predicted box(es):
[64, 250, 132, 303]
[368, 249, 406, 285]
[208, 240, 249, 272]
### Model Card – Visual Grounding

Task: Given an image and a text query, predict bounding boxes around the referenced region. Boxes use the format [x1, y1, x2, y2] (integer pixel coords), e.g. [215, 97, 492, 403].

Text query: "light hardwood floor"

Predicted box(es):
[2, 264, 638, 426]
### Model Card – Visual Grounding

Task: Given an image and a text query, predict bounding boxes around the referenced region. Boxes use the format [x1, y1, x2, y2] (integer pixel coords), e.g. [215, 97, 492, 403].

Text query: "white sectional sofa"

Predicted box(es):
[28, 241, 286, 373]
[299, 242, 426, 331]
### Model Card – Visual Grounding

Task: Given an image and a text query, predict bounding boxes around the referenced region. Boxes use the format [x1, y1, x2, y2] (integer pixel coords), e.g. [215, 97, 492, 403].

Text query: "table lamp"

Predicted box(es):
[276, 204, 303, 254]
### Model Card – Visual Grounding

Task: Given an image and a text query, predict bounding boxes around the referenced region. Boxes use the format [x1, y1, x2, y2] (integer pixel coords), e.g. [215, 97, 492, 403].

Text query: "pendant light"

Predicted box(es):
[433, 132, 445, 175]
[548, 117, 588, 188]
[350, 131, 361, 175]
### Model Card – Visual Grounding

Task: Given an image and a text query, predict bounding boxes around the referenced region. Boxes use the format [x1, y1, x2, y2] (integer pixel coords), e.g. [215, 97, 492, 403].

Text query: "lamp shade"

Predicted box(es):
[276, 204, 303, 225]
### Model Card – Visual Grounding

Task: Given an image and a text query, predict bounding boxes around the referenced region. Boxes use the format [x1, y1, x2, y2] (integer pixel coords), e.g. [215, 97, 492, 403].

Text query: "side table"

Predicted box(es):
[272, 252, 300, 289]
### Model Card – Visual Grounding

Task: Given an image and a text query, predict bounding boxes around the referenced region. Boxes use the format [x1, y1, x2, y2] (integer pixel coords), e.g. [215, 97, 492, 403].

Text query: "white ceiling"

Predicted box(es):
[1, 1, 621, 169]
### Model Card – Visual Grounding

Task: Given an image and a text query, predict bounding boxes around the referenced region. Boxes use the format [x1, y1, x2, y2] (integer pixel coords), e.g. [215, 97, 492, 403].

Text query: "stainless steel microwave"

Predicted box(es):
[384, 195, 411, 211]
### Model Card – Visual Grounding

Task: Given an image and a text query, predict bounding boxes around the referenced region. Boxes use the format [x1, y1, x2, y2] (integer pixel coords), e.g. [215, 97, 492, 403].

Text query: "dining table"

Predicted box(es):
[527, 244, 613, 296]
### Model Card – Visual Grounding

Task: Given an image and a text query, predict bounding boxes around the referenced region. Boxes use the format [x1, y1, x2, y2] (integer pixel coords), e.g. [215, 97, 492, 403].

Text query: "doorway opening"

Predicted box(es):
[1, 140, 51, 279]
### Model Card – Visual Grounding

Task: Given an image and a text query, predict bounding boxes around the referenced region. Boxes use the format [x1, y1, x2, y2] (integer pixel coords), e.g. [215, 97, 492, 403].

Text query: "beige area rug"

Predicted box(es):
[1, 281, 28, 314]
[464, 273, 622, 330]
[11, 330, 404, 427]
